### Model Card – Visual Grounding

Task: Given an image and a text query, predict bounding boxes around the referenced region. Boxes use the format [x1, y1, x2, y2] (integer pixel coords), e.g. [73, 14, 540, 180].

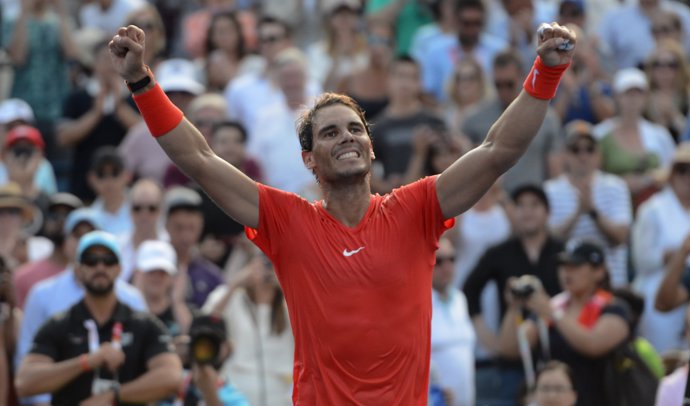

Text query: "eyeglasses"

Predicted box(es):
[651, 60, 679, 69]
[435, 256, 456, 265]
[536, 385, 573, 394]
[81, 253, 119, 267]
[95, 170, 122, 179]
[455, 73, 478, 82]
[494, 80, 516, 89]
[0, 207, 22, 216]
[132, 204, 159, 213]
[568, 144, 596, 155]
[260, 34, 286, 44]
[460, 19, 483, 28]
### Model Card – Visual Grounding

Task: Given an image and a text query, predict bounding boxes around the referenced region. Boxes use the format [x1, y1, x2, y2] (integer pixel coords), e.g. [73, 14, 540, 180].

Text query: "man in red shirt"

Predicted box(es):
[108, 22, 576, 405]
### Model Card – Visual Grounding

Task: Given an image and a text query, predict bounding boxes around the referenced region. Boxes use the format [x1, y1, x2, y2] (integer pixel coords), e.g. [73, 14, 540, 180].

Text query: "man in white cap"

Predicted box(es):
[135, 240, 191, 337]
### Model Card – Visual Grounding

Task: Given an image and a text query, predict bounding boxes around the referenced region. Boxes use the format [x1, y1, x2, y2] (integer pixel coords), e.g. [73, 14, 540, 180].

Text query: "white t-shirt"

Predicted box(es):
[79, 0, 146, 35]
[431, 289, 476, 406]
[544, 171, 632, 287]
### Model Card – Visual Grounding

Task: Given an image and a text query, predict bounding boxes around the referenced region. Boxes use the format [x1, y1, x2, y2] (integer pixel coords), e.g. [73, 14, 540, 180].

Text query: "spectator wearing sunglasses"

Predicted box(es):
[118, 179, 166, 283]
[15, 210, 146, 406]
[224, 16, 322, 140]
[430, 236, 475, 406]
[87, 147, 133, 241]
[544, 120, 632, 288]
[16, 230, 181, 406]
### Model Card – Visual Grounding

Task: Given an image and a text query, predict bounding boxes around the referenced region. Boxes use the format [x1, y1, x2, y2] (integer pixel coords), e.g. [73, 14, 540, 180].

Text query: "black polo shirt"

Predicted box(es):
[29, 300, 173, 406]
[463, 236, 565, 319]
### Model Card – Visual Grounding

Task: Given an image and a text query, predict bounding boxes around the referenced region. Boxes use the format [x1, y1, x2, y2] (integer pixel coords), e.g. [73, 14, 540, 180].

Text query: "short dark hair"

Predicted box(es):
[296, 93, 372, 152]
[212, 121, 248, 143]
[511, 184, 550, 211]
[90, 146, 124, 174]
[456, 0, 484, 14]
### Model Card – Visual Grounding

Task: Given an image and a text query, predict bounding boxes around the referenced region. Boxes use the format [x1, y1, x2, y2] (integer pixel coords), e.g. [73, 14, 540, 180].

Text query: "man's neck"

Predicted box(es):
[84, 293, 118, 325]
[433, 286, 450, 302]
[520, 230, 548, 263]
[286, 95, 306, 111]
[102, 193, 126, 214]
[133, 228, 158, 247]
[672, 185, 690, 209]
[322, 180, 372, 228]
[146, 294, 171, 316]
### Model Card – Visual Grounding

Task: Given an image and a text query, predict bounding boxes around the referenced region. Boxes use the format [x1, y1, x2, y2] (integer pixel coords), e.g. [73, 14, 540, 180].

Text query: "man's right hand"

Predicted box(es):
[90, 342, 125, 372]
[108, 26, 149, 83]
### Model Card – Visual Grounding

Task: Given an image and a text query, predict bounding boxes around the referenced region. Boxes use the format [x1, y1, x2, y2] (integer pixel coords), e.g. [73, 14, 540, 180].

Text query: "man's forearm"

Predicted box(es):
[119, 366, 181, 403]
[15, 355, 86, 396]
[655, 247, 690, 311]
[486, 92, 550, 172]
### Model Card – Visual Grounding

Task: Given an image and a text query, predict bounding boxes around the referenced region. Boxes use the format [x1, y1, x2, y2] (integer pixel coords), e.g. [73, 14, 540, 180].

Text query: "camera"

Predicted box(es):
[188, 315, 227, 366]
[510, 275, 541, 299]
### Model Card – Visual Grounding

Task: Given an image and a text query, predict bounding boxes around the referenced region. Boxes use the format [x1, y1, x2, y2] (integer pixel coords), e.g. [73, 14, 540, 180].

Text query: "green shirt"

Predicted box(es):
[599, 133, 660, 176]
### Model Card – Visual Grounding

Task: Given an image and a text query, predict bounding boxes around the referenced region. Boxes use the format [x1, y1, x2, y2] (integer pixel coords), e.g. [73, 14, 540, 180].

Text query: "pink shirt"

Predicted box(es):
[14, 258, 64, 309]
[655, 366, 688, 406]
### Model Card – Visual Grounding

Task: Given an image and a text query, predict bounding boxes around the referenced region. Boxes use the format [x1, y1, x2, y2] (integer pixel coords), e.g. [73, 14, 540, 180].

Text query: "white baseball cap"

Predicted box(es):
[613, 68, 648, 94]
[155, 59, 205, 96]
[0, 99, 35, 124]
[136, 240, 178, 275]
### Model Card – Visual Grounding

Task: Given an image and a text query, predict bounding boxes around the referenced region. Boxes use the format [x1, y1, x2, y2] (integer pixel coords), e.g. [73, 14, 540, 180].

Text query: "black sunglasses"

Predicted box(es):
[260, 34, 286, 44]
[494, 80, 516, 89]
[132, 204, 159, 213]
[435, 256, 456, 265]
[81, 253, 119, 267]
[568, 144, 596, 155]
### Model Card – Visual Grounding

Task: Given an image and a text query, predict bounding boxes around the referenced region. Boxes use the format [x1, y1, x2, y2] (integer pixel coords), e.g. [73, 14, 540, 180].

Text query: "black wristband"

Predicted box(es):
[126, 66, 153, 93]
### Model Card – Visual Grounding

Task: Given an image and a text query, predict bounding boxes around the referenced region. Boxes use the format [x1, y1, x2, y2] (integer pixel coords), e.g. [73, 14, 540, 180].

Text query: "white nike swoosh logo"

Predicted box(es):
[343, 247, 365, 257]
[532, 68, 539, 89]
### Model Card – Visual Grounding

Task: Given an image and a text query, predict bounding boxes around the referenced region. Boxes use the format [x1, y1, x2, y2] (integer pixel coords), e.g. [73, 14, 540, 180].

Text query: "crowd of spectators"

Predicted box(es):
[2, 0, 690, 405]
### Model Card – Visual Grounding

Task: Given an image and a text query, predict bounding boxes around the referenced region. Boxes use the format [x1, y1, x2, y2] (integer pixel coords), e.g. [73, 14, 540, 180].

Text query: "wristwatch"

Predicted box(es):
[126, 66, 153, 93]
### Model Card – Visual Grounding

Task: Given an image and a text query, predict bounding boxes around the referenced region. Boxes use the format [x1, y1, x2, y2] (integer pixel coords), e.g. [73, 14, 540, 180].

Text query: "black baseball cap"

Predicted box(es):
[510, 184, 550, 211]
[557, 238, 605, 266]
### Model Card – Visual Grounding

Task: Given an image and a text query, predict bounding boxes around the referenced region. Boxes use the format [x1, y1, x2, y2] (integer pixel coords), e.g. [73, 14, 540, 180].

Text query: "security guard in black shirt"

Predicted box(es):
[16, 231, 182, 405]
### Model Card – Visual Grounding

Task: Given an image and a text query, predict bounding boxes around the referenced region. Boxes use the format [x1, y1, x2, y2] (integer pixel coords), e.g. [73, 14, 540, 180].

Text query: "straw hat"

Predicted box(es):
[0, 182, 34, 222]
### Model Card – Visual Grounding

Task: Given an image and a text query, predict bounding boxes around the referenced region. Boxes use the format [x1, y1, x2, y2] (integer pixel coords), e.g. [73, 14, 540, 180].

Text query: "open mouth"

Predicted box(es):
[336, 151, 360, 160]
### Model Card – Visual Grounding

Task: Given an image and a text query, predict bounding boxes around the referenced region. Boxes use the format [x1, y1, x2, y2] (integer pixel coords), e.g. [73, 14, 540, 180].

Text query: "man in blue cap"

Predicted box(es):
[16, 230, 182, 405]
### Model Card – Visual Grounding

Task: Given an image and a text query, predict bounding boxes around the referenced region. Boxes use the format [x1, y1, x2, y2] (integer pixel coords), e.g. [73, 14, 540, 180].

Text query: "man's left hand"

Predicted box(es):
[536, 22, 576, 67]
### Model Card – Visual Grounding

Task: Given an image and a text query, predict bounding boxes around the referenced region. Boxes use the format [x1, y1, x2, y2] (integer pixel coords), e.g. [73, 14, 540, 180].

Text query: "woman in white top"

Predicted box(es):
[204, 253, 294, 406]
[306, 0, 368, 91]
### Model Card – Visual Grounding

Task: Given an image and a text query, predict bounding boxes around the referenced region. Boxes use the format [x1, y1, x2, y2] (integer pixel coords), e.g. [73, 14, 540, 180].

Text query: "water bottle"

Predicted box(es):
[429, 384, 448, 406]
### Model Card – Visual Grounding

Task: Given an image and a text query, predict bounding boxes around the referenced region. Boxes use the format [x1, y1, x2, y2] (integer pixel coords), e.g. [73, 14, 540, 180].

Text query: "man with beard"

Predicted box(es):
[109, 20, 575, 404]
[463, 184, 564, 405]
[16, 231, 182, 405]
[419, 0, 508, 101]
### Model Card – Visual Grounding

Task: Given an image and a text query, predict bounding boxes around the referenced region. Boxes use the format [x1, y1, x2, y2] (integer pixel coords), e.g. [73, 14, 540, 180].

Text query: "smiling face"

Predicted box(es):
[302, 104, 374, 185]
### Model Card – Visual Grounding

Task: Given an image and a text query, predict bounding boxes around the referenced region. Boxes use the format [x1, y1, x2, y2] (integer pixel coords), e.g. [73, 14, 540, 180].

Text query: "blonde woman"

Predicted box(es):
[443, 58, 489, 134]
[644, 39, 690, 141]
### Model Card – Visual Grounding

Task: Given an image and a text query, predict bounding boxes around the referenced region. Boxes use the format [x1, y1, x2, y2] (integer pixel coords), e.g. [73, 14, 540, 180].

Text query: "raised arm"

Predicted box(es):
[108, 26, 259, 228]
[436, 23, 576, 219]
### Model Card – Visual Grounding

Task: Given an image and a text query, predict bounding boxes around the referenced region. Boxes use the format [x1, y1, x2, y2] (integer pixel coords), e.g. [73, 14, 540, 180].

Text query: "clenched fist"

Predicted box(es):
[108, 26, 149, 83]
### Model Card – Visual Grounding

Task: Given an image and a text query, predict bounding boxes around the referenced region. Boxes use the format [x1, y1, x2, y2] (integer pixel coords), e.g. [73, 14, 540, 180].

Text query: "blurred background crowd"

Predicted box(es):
[1, 0, 690, 405]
